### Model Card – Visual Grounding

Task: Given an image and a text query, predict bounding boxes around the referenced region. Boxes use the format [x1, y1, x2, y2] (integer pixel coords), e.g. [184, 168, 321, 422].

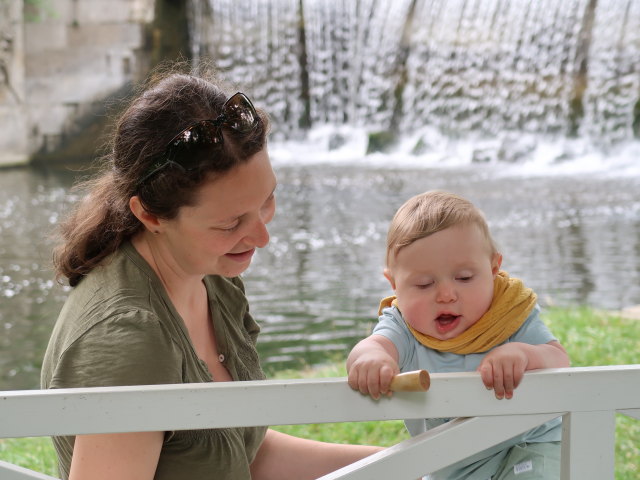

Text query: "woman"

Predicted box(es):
[41, 68, 380, 479]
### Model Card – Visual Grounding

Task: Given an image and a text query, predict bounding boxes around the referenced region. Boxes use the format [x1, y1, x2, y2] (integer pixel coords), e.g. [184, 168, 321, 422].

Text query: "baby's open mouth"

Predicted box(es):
[435, 314, 460, 334]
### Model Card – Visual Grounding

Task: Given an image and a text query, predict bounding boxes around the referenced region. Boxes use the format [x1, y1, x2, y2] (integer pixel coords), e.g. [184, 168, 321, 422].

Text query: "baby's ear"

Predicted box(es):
[383, 268, 397, 290]
[491, 253, 503, 275]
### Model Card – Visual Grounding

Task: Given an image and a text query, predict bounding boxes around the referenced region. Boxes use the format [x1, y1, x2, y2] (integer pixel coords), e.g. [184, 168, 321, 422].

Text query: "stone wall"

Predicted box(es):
[0, 0, 155, 166]
[0, 0, 27, 166]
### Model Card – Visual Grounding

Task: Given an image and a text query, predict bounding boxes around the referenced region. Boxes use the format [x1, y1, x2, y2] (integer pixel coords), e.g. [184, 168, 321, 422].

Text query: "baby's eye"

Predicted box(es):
[416, 282, 434, 289]
[457, 275, 473, 282]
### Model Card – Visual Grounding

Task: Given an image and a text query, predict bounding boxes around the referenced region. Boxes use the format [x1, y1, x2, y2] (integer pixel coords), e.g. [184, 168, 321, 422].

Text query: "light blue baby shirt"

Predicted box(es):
[373, 305, 562, 480]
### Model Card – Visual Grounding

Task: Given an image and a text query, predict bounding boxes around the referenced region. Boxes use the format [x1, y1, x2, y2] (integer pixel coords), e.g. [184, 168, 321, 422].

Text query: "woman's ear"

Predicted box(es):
[491, 252, 503, 275]
[129, 196, 162, 234]
[383, 267, 397, 290]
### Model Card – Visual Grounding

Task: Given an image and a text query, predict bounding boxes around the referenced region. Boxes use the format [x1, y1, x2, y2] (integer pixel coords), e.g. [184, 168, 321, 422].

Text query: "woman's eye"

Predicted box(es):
[217, 223, 239, 232]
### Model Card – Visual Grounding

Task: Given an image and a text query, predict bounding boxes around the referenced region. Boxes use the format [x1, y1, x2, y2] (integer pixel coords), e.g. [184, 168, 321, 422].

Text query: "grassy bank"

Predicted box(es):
[1, 307, 638, 478]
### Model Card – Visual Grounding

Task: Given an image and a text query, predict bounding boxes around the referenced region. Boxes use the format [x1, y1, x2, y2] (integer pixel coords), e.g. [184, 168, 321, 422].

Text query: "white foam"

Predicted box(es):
[269, 126, 640, 178]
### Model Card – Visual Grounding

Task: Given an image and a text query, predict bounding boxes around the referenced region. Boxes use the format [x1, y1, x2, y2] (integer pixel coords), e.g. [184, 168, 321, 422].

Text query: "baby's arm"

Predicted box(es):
[347, 335, 400, 399]
[478, 340, 569, 400]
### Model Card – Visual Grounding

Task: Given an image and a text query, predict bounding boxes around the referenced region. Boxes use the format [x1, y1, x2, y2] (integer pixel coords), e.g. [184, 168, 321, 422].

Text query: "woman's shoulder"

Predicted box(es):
[42, 305, 184, 389]
[47, 246, 178, 370]
[62, 260, 157, 326]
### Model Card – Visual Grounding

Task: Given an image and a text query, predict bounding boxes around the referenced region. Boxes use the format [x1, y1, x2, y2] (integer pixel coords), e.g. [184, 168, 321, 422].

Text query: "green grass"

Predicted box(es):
[0, 436, 58, 475]
[270, 362, 410, 447]
[1, 307, 638, 478]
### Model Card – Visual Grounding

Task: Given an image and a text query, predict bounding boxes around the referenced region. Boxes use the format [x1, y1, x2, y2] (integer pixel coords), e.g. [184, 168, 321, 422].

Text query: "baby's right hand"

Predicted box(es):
[347, 352, 399, 400]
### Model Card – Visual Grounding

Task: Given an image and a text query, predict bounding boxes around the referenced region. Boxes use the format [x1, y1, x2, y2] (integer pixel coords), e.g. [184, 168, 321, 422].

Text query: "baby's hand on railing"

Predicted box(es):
[477, 343, 529, 400]
[347, 353, 399, 400]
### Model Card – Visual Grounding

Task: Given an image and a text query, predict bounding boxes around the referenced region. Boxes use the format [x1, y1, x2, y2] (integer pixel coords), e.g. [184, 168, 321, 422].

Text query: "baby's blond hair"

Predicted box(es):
[386, 190, 498, 266]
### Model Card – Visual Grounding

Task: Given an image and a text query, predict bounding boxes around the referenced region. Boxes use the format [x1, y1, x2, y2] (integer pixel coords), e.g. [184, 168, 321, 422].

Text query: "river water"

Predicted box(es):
[2, 153, 640, 390]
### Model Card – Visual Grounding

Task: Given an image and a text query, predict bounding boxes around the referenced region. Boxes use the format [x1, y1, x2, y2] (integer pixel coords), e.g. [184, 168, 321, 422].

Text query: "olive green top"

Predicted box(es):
[41, 241, 267, 480]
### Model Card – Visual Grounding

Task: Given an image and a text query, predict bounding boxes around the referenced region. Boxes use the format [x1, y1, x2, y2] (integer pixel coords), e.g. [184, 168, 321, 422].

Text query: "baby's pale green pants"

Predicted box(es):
[492, 442, 561, 480]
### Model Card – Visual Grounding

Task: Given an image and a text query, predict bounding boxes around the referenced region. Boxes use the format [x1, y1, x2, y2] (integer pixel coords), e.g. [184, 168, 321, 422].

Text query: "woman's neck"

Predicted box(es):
[131, 232, 205, 311]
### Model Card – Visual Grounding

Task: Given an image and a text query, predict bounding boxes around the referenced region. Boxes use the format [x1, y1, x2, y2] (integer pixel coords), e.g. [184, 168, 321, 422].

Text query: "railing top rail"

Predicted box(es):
[1, 365, 639, 438]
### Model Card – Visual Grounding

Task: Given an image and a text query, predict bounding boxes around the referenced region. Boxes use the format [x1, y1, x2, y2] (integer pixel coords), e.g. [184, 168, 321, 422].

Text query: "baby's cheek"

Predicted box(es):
[403, 306, 431, 335]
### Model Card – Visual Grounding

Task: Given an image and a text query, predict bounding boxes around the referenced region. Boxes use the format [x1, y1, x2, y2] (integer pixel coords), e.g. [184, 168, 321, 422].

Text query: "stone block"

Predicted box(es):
[67, 23, 145, 49]
[27, 103, 69, 135]
[0, 106, 28, 165]
[25, 48, 108, 78]
[75, 0, 146, 24]
[131, 0, 156, 23]
[26, 65, 125, 104]
[24, 22, 68, 53]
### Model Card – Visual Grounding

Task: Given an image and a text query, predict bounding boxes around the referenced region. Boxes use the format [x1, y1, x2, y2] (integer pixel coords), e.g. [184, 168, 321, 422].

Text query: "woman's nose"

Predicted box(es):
[247, 218, 270, 248]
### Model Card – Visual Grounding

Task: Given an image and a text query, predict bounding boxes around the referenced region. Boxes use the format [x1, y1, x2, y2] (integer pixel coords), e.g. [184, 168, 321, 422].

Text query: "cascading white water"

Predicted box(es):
[190, 0, 414, 139]
[190, 0, 306, 139]
[580, 0, 640, 144]
[400, 0, 584, 137]
[188, 0, 640, 154]
[301, 0, 413, 130]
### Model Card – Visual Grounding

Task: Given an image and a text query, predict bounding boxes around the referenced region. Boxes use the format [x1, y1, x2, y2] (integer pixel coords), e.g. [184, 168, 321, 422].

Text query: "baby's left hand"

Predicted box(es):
[477, 343, 529, 400]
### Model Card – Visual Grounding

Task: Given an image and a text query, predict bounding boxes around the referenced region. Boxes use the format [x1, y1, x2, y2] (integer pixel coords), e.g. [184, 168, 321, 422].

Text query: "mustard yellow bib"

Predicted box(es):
[378, 271, 536, 354]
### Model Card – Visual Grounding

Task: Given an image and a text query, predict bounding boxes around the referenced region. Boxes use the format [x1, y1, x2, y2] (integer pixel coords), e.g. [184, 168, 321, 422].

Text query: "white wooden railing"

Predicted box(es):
[1, 365, 639, 480]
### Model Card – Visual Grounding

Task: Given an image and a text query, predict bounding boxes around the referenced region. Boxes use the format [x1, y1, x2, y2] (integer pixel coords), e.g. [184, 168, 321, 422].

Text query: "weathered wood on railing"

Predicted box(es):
[2, 366, 637, 437]
[1, 365, 639, 480]
[0, 460, 58, 480]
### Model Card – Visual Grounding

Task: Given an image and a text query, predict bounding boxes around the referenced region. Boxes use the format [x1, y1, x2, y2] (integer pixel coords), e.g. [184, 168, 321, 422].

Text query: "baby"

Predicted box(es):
[347, 190, 570, 479]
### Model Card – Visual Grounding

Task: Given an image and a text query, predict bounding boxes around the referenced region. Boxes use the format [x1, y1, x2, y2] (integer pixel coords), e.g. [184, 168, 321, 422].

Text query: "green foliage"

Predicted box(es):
[0, 308, 637, 478]
[24, 0, 57, 23]
[366, 130, 396, 154]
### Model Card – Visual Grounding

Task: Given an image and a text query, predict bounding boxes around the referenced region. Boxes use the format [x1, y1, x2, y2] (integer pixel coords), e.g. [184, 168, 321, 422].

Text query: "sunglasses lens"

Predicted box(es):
[175, 122, 219, 147]
[223, 93, 258, 132]
[166, 122, 220, 168]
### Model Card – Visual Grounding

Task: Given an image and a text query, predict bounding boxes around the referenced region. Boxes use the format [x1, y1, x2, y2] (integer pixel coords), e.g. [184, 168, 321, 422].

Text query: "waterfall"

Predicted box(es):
[188, 0, 640, 155]
[580, 0, 640, 144]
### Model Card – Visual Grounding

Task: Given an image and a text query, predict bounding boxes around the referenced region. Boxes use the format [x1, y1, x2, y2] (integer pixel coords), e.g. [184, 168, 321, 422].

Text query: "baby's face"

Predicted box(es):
[386, 223, 500, 340]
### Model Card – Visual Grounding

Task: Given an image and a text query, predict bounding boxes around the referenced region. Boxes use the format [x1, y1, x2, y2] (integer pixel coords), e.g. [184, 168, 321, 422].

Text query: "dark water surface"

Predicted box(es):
[2, 164, 639, 390]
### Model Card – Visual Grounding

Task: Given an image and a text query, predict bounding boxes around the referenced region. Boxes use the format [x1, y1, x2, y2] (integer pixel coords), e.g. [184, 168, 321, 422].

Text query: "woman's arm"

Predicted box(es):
[69, 431, 164, 480]
[250, 428, 383, 480]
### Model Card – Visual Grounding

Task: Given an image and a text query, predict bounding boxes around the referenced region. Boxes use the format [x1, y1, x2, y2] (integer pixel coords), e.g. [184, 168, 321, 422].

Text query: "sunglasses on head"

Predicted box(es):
[137, 92, 259, 187]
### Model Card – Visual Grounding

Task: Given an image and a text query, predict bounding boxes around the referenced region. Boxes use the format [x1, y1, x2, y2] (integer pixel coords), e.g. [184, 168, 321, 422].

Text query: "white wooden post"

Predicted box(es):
[560, 410, 616, 480]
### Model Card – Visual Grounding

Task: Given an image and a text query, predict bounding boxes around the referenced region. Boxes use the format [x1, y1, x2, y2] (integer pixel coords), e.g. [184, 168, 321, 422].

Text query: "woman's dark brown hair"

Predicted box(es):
[53, 67, 270, 287]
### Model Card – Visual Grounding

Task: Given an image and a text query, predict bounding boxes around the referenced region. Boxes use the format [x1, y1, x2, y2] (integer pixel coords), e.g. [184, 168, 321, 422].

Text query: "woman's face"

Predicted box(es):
[159, 149, 277, 278]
